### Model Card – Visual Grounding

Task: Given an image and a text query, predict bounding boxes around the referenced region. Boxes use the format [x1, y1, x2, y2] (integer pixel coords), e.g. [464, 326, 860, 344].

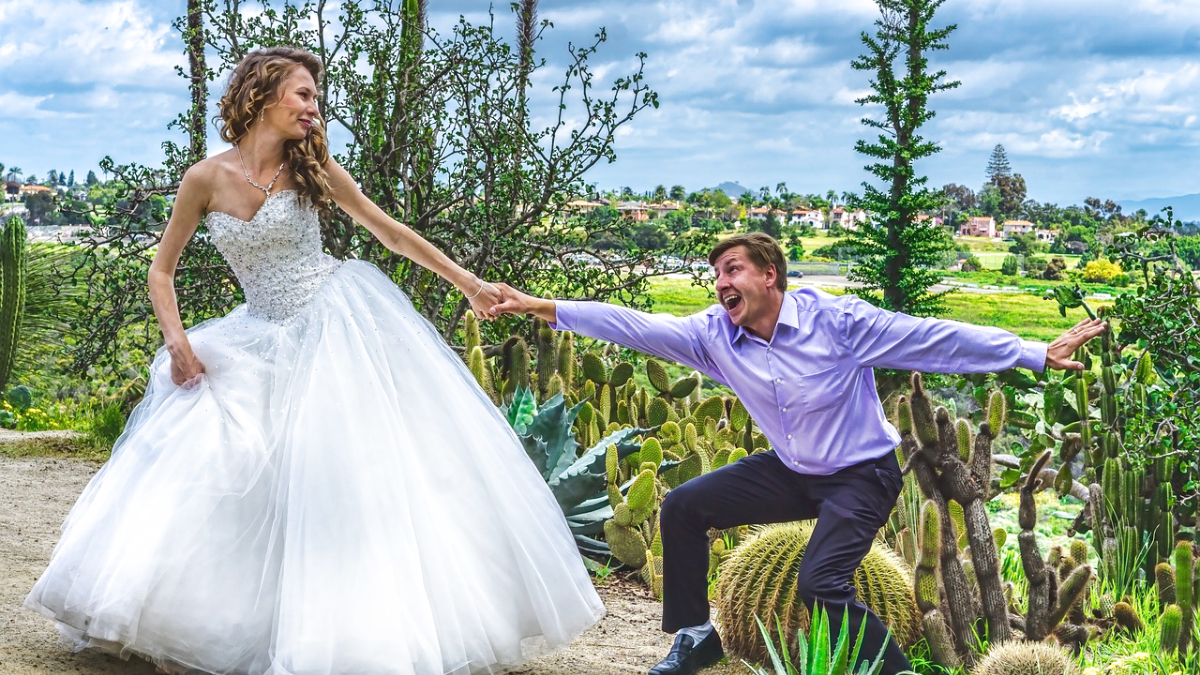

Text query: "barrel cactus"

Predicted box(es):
[970, 641, 1080, 675]
[714, 521, 921, 663]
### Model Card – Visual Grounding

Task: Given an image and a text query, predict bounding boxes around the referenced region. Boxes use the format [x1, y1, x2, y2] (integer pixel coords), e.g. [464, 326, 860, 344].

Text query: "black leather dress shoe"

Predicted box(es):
[648, 630, 724, 675]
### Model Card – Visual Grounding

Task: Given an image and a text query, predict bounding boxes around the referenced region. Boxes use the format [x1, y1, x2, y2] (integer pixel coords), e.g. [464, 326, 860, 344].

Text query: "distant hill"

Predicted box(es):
[1119, 193, 1200, 223]
[713, 182, 749, 198]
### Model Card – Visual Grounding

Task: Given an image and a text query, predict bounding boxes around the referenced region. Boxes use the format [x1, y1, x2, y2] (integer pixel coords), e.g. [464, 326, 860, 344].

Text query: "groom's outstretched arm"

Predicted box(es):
[491, 284, 719, 379]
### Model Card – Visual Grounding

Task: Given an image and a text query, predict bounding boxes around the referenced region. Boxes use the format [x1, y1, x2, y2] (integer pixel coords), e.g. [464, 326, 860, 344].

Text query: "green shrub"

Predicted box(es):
[86, 401, 127, 449]
[960, 255, 983, 272]
[1000, 255, 1019, 276]
[1025, 256, 1049, 274]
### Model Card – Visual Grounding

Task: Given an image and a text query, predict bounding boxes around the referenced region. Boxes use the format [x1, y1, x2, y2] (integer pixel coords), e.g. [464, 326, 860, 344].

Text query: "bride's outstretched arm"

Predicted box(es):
[148, 166, 209, 385]
[326, 159, 502, 319]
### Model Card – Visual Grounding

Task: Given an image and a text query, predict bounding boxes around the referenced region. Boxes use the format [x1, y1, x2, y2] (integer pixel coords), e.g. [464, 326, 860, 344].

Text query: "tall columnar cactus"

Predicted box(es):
[714, 521, 921, 664]
[915, 499, 962, 670]
[0, 216, 26, 392]
[1019, 451, 1054, 641]
[1161, 604, 1183, 655]
[899, 373, 1009, 660]
[1173, 542, 1194, 653]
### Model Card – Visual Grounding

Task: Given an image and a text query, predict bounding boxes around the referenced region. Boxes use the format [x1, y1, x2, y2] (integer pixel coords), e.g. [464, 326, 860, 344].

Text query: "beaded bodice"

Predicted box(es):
[207, 190, 342, 322]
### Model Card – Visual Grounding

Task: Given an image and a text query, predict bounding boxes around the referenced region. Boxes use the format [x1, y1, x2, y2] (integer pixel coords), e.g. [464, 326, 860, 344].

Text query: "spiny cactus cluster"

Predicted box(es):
[1064, 327, 1188, 585]
[1016, 451, 1095, 648]
[0, 216, 27, 392]
[895, 373, 1098, 668]
[1156, 541, 1200, 655]
[713, 521, 921, 663]
[604, 439, 666, 595]
[969, 641, 1081, 675]
[896, 372, 1012, 664]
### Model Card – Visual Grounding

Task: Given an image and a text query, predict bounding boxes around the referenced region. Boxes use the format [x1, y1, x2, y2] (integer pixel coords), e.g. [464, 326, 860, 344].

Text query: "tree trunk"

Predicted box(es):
[187, 0, 207, 165]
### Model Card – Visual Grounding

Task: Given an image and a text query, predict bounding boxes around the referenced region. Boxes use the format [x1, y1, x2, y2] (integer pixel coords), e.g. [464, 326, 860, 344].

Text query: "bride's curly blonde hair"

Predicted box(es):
[217, 47, 332, 210]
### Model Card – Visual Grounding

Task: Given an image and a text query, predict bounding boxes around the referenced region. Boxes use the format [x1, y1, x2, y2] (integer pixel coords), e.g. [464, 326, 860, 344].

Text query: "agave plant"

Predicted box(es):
[746, 605, 888, 675]
[503, 387, 650, 557]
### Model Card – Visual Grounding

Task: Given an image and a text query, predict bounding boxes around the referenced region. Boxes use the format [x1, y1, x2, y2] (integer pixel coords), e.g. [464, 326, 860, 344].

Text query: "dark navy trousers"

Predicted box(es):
[659, 449, 912, 675]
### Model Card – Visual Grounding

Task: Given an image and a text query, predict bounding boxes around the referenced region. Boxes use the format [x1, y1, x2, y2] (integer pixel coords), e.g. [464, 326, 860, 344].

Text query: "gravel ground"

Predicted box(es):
[0, 447, 748, 675]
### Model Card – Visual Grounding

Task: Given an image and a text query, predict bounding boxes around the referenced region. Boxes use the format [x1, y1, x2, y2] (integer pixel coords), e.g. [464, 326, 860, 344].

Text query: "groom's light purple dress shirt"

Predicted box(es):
[552, 288, 1047, 475]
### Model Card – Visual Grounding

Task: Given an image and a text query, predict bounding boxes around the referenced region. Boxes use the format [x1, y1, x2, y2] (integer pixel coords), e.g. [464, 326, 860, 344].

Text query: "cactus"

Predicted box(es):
[1069, 540, 1089, 569]
[1048, 565, 1092, 629]
[1112, 601, 1143, 634]
[646, 359, 670, 394]
[970, 641, 1081, 675]
[1161, 604, 1183, 655]
[502, 337, 530, 399]
[535, 321, 557, 397]
[610, 361, 634, 387]
[556, 331, 575, 387]
[0, 216, 26, 391]
[462, 310, 481, 355]
[581, 352, 607, 384]
[467, 345, 498, 403]
[900, 373, 1010, 660]
[714, 521, 921, 663]
[1173, 541, 1194, 652]
[1157, 561, 1177, 607]
[1019, 450, 1055, 642]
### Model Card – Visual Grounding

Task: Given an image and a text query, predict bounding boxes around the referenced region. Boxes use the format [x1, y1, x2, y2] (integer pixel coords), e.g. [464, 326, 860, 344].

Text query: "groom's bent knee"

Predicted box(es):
[660, 481, 707, 527]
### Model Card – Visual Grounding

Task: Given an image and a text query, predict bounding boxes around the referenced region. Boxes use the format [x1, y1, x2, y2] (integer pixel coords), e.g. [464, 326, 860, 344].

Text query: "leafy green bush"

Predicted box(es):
[1000, 255, 1019, 276]
[960, 255, 983, 272]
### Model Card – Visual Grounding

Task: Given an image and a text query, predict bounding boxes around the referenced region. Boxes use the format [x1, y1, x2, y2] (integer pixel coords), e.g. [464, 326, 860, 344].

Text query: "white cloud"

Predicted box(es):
[0, 0, 181, 90]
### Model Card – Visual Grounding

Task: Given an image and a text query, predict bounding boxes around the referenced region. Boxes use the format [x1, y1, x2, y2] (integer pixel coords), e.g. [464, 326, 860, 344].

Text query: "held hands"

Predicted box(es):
[488, 283, 535, 316]
[463, 277, 504, 321]
[1045, 317, 1108, 370]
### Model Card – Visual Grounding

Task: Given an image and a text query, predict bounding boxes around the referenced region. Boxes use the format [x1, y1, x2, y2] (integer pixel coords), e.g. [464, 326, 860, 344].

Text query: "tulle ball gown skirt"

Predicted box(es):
[25, 261, 605, 675]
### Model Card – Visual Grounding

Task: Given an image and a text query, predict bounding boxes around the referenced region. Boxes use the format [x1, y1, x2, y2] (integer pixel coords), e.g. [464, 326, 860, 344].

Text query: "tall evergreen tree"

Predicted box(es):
[86, 170, 99, 186]
[68, 170, 75, 187]
[845, 0, 958, 316]
[985, 143, 1011, 183]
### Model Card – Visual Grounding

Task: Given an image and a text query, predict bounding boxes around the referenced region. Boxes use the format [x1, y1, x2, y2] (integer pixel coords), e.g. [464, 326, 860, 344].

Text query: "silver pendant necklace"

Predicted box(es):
[235, 143, 285, 196]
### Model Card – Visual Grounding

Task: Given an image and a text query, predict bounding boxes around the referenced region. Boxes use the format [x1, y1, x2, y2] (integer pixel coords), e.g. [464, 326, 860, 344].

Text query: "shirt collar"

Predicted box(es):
[730, 292, 799, 346]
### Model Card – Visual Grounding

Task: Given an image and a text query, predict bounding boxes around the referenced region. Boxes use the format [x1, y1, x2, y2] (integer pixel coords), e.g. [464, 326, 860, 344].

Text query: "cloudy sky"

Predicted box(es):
[2, 0, 1199, 206]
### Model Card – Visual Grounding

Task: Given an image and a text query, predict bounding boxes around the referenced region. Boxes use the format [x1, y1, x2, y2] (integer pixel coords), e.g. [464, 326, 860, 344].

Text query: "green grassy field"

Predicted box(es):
[970, 251, 1082, 270]
[638, 276, 1103, 343]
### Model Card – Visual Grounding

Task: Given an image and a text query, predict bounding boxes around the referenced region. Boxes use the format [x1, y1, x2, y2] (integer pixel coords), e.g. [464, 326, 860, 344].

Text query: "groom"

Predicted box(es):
[491, 233, 1105, 675]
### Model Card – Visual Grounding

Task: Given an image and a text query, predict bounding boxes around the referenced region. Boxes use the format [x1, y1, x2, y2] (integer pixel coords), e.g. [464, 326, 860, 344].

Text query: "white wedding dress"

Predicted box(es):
[25, 189, 605, 675]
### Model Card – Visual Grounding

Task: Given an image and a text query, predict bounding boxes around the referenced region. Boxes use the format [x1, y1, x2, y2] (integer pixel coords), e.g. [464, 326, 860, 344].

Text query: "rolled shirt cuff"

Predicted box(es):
[1018, 339, 1049, 373]
[549, 300, 579, 332]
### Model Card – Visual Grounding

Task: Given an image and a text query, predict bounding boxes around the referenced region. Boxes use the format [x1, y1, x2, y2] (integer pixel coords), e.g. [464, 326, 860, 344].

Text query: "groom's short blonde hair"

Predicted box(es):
[708, 233, 788, 292]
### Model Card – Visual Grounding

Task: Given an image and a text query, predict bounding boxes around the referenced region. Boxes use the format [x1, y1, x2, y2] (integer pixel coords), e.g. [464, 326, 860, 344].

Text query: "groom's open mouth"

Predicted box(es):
[721, 293, 743, 311]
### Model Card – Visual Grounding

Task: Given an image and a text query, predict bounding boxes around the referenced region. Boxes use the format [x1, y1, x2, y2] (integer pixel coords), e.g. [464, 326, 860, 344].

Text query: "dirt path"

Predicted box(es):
[0, 453, 749, 675]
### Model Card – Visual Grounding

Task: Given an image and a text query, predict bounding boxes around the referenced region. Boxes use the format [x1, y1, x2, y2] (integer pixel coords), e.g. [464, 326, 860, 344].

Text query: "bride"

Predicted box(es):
[25, 46, 604, 675]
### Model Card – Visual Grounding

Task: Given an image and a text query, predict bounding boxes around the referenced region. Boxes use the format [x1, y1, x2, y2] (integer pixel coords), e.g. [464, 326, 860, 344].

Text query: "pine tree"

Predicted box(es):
[844, 0, 959, 317]
[86, 170, 99, 186]
[67, 170, 75, 187]
[986, 144, 1011, 183]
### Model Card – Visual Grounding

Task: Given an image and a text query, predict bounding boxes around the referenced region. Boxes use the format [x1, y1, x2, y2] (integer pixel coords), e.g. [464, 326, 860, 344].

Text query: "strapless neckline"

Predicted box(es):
[208, 189, 298, 225]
